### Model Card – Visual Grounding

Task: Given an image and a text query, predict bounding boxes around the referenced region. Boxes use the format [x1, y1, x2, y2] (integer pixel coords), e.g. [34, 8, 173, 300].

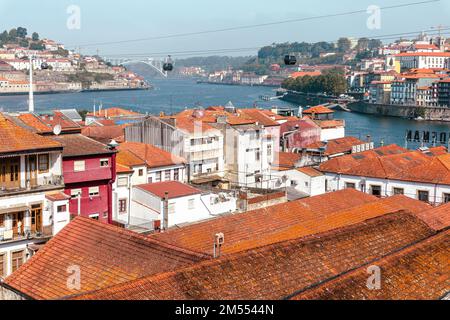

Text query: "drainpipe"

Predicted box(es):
[162, 192, 169, 231]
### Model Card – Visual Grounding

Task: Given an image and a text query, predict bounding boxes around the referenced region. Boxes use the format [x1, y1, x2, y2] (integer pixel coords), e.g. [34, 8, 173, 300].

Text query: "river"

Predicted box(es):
[0, 78, 449, 148]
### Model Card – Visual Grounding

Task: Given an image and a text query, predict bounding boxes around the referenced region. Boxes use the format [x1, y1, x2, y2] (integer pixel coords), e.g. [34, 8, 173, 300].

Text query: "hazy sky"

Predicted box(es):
[1, 0, 450, 57]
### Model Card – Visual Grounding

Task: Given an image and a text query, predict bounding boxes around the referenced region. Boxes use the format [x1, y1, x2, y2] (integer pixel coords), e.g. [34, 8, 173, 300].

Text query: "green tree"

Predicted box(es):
[16, 27, 27, 38]
[8, 28, 18, 40]
[32, 32, 39, 41]
[356, 38, 370, 51]
[337, 37, 352, 53]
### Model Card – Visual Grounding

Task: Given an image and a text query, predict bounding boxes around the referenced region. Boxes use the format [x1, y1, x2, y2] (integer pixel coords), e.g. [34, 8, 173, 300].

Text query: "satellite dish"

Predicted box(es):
[53, 124, 62, 136]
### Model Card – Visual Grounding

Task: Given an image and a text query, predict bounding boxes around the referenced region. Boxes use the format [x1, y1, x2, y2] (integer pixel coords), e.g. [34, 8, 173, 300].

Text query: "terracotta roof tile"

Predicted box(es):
[306, 136, 365, 156]
[0, 113, 62, 155]
[51, 134, 114, 157]
[414, 202, 450, 231]
[118, 142, 185, 169]
[297, 167, 324, 177]
[72, 212, 436, 300]
[150, 190, 384, 256]
[87, 107, 141, 118]
[294, 230, 449, 300]
[5, 217, 208, 300]
[303, 105, 334, 115]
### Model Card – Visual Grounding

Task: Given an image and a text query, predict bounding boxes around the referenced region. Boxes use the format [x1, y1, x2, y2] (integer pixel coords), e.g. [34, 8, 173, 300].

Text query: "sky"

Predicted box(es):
[1, 0, 450, 58]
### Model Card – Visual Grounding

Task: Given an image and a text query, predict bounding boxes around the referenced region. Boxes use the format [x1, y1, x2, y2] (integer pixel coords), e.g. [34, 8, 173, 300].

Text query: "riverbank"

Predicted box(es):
[197, 80, 280, 88]
[280, 90, 450, 122]
[0, 85, 152, 97]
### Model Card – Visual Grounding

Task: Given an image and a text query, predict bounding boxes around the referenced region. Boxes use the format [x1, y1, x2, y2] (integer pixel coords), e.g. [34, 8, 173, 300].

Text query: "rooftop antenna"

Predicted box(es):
[28, 55, 34, 113]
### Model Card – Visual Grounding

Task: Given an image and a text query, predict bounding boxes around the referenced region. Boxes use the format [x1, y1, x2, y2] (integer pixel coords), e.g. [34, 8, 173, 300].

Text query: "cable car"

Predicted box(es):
[41, 62, 49, 70]
[163, 55, 174, 72]
[284, 55, 297, 66]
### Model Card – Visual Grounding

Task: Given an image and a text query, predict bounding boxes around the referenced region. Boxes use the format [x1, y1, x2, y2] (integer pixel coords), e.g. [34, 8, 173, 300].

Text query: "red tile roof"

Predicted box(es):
[272, 152, 302, 170]
[51, 134, 114, 157]
[294, 230, 449, 300]
[237, 109, 280, 127]
[0, 113, 62, 155]
[150, 189, 388, 256]
[87, 107, 141, 118]
[297, 167, 324, 177]
[17, 113, 53, 133]
[137, 181, 202, 199]
[318, 145, 450, 185]
[291, 71, 322, 78]
[81, 125, 126, 143]
[306, 136, 365, 156]
[5, 217, 207, 300]
[414, 202, 450, 231]
[72, 212, 436, 300]
[118, 142, 186, 169]
[45, 191, 71, 202]
[303, 105, 334, 115]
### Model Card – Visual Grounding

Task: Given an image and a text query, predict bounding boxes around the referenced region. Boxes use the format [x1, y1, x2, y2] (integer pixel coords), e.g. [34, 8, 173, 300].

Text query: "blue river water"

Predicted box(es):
[0, 78, 449, 148]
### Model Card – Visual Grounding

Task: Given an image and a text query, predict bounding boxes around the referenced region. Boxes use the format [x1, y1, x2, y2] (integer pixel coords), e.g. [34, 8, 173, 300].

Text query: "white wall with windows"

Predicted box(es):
[324, 173, 450, 205]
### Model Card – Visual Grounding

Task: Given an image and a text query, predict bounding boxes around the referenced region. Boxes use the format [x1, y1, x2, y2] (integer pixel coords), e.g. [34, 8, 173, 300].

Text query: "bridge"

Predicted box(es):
[103, 57, 170, 77]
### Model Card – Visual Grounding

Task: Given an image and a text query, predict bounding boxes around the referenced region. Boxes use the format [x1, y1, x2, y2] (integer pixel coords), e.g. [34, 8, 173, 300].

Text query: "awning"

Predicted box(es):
[0, 205, 29, 215]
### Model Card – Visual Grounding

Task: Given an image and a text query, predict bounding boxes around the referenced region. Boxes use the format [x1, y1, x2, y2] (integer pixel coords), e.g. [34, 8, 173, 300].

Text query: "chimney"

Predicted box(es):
[213, 233, 225, 258]
[162, 192, 169, 231]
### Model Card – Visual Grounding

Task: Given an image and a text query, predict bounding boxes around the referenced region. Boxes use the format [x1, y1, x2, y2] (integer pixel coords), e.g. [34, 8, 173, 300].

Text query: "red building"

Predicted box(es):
[52, 134, 116, 223]
[280, 118, 321, 152]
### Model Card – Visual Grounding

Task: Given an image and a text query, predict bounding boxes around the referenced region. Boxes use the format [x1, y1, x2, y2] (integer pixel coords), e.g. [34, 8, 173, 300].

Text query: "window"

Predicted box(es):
[119, 199, 127, 213]
[89, 214, 99, 221]
[443, 193, 450, 203]
[188, 199, 195, 210]
[11, 250, 24, 273]
[0, 253, 5, 278]
[89, 187, 100, 197]
[74, 160, 85, 172]
[70, 189, 81, 199]
[393, 188, 404, 195]
[100, 159, 109, 167]
[57, 205, 67, 213]
[0, 214, 4, 228]
[418, 190, 429, 203]
[103, 212, 108, 219]
[168, 203, 176, 215]
[155, 171, 162, 182]
[371, 185, 382, 197]
[165, 170, 171, 181]
[255, 149, 261, 161]
[345, 182, 356, 189]
[148, 177, 153, 184]
[138, 169, 144, 177]
[117, 177, 128, 187]
[38, 154, 49, 173]
[174, 169, 180, 181]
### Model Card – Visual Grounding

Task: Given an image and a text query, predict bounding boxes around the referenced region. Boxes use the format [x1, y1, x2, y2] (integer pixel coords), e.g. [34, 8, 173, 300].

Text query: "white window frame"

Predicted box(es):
[89, 187, 100, 197]
[74, 160, 86, 172]
[188, 199, 195, 210]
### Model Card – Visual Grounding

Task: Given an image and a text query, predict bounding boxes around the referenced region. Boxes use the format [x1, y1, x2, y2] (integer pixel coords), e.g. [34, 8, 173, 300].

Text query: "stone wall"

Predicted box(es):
[0, 283, 28, 300]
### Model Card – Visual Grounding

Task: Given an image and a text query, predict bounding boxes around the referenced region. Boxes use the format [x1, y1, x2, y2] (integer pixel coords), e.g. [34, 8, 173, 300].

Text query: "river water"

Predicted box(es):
[0, 78, 449, 148]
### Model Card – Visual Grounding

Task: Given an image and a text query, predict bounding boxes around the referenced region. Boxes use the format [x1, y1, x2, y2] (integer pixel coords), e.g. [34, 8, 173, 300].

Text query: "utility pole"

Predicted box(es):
[28, 55, 34, 113]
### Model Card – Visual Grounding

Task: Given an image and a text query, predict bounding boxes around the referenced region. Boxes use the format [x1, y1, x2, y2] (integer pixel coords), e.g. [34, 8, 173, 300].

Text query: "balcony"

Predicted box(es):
[0, 175, 64, 197]
[0, 225, 53, 244]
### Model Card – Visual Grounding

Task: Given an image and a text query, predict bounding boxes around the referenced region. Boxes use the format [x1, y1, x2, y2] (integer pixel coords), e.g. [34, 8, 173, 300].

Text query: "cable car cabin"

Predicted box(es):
[41, 62, 49, 70]
[284, 55, 297, 66]
[163, 63, 173, 72]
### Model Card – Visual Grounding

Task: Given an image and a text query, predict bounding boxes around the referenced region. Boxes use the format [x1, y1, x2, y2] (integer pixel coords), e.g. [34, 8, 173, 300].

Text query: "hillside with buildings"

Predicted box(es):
[0, 27, 150, 95]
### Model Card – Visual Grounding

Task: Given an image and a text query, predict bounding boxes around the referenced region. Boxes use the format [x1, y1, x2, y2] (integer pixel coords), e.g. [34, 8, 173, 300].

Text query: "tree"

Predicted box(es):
[356, 38, 370, 51]
[368, 39, 382, 50]
[0, 31, 8, 45]
[8, 28, 18, 39]
[32, 32, 39, 41]
[337, 37, 352, 53]
[16, 27, 27, 38]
